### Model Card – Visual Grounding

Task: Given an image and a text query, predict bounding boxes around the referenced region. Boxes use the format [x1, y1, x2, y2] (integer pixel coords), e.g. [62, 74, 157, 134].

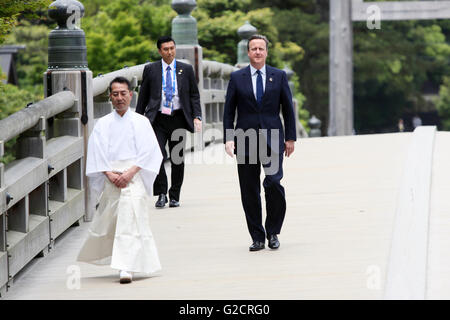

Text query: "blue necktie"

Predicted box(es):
[165, 65, 173, 104]
[256, 69, 263, 105]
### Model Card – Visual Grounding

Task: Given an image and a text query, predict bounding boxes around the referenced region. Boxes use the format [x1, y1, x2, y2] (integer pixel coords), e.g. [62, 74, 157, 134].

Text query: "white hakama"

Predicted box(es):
[77, 109, 163, 274]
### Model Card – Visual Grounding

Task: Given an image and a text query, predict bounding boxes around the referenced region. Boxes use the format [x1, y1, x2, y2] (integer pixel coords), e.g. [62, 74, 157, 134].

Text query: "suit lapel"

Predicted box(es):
[175, 60, 183, 95]
[155, 60, 163, 97]
[262, 65, 274, 102]
[243, 66, 258, 109]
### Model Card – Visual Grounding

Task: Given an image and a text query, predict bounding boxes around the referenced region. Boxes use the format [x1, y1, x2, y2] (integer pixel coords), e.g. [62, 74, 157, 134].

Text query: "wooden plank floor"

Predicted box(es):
[3, 133, 412, 299]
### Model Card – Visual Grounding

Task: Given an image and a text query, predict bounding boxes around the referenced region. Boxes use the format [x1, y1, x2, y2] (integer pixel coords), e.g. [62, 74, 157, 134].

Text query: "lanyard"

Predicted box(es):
[162, 59, 176, 107]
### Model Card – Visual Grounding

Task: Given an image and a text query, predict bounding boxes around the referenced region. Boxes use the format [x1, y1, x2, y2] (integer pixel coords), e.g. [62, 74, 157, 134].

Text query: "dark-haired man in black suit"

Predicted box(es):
[223, 35, 297, 251]
[136, 36, 202, 208]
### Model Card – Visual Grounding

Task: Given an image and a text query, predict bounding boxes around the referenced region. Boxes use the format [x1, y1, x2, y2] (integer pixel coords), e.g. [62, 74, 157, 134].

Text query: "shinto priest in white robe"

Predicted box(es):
[77, 108, 163, 274]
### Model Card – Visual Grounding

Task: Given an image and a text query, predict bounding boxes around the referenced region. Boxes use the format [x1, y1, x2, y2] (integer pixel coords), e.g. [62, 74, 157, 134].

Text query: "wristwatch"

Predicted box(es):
[195, 116, 202, 121]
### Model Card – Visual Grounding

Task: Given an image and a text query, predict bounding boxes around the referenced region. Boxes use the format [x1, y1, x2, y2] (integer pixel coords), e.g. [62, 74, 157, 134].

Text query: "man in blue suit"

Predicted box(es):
[223, 34, 297, 252]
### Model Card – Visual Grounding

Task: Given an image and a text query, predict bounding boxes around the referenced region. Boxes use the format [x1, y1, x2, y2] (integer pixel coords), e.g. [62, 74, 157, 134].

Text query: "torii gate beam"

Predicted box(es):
[353, 0, 450, 21]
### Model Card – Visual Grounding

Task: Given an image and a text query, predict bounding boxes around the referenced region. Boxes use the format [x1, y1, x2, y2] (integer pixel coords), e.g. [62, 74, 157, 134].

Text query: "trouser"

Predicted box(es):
[77, 160, 161, 274]
[152, 110, 187, 201]
[237, 152, 286, 242]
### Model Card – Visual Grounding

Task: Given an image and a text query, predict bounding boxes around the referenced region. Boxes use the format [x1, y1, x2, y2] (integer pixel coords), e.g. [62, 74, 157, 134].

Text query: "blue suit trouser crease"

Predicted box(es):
[237, 152, 286, 242]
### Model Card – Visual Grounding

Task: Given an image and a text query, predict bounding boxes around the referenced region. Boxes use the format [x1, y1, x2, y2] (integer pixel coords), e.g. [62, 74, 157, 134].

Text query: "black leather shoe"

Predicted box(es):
[169, 199, 180, 207]
[155, 194, 167, 208]
[268, 235, 280, 249]
[249, 241, 265, 251]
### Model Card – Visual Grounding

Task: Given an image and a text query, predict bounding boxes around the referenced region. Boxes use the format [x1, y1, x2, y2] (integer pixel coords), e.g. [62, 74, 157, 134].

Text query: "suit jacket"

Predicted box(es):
[136, 60, 201, 133]
[223, 64, 297, 155]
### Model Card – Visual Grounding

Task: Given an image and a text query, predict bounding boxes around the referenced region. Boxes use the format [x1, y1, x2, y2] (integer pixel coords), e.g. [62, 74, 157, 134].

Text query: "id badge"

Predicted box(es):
[161, 106, 172, 115]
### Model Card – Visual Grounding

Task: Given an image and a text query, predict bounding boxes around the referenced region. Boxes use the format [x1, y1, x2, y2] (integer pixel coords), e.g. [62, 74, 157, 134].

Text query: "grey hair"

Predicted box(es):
[247, 34, 270, 51]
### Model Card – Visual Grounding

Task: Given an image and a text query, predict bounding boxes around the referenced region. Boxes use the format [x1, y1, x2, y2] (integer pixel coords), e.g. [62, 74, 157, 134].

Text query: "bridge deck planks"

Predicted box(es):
[3, 133, 418, 299]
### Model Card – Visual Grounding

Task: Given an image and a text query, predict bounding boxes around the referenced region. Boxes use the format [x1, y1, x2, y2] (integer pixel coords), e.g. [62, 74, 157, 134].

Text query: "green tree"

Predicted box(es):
[269, 5, 328, 129]
[81, 0, 174, 76]
[258, 0, 450, 134]
[0, 0, 51, 44]
[4, 20, 49, 96]
[0, 0, 51, 93]
[195, 0, 304, 69]
[353, 20, 450, 133]
[3, 0, 316, 133]
[0, 84, 36, 119]
[194, 0, 307, 123]
[0, 83, 38, 164]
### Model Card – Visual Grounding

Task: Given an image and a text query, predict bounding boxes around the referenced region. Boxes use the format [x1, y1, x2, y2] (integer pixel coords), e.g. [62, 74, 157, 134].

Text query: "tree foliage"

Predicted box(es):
[353, 20, 450, 133]
[0, 0, 51, 44]
[260, 0, 450, 133]
[3, 0, 450, 134]
[80, 0, 308, 122]
[0, 83, 36, 119]
[4, 20, 48, 96]
[82, 0, 174, 75]
[0, 83, 39, 164]
[195, 0, 304, 69]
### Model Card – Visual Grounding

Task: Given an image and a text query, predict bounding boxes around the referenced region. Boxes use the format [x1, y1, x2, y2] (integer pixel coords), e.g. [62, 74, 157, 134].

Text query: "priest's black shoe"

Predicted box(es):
[249, 241, 265, 251]
[155, 194, 167, 208]
[268, 235, 280, 249]
[169, 199, 180, 207]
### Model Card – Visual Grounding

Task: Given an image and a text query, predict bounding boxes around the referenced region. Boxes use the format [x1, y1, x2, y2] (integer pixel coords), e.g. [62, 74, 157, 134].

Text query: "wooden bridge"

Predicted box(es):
[4, 128, 450, 300]
[2, 0, 450, 301]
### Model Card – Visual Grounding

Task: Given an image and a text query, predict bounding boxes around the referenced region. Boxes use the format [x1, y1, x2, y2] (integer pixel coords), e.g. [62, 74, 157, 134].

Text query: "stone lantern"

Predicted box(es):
[47, 0, 87, 70]
[236, 21, 257, 68]
[171, 0, 198, 45]
[308, 115, 322, 137]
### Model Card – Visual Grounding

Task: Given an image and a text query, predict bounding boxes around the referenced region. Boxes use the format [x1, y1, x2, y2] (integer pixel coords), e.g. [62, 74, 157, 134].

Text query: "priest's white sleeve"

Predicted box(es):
[133, 113, 163, 197]
[86, 116, 112, 204]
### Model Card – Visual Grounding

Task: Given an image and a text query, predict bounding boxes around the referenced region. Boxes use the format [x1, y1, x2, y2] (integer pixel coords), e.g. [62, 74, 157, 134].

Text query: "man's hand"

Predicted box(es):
[105, 166, 141, 189]
[114, 166, 140, 188]
[225, 141, 235, 157]
[284, 140, 295, 157]
[194, 118, 202, 132]
[105, 171, 121, 185]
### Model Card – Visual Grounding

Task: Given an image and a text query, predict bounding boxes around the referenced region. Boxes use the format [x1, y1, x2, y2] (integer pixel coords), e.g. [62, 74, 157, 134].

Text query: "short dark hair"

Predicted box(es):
[109, 76, 131, 92]
[157, 36, 176, 49]
[247, 34, 269, 51]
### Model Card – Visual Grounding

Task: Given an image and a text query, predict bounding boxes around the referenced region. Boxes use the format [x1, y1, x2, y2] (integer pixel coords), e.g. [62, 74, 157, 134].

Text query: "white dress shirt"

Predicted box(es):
[160, 59, 181, 111]
[250, 64, 266, 100]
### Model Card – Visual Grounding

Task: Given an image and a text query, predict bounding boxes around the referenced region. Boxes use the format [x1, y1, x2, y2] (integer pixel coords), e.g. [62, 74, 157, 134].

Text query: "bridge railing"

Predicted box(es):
[202, 60, 238, 143]
[0, 58, 237, 297]
[89, 58, 305, 149]
[0, 90, 86, 295]
[0, 3, 308, 297]
[90, 59, 236, 150]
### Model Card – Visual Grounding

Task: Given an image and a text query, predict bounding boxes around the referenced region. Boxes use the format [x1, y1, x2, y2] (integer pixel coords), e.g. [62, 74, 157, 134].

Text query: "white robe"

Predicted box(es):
[77, 108, 163, 274]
